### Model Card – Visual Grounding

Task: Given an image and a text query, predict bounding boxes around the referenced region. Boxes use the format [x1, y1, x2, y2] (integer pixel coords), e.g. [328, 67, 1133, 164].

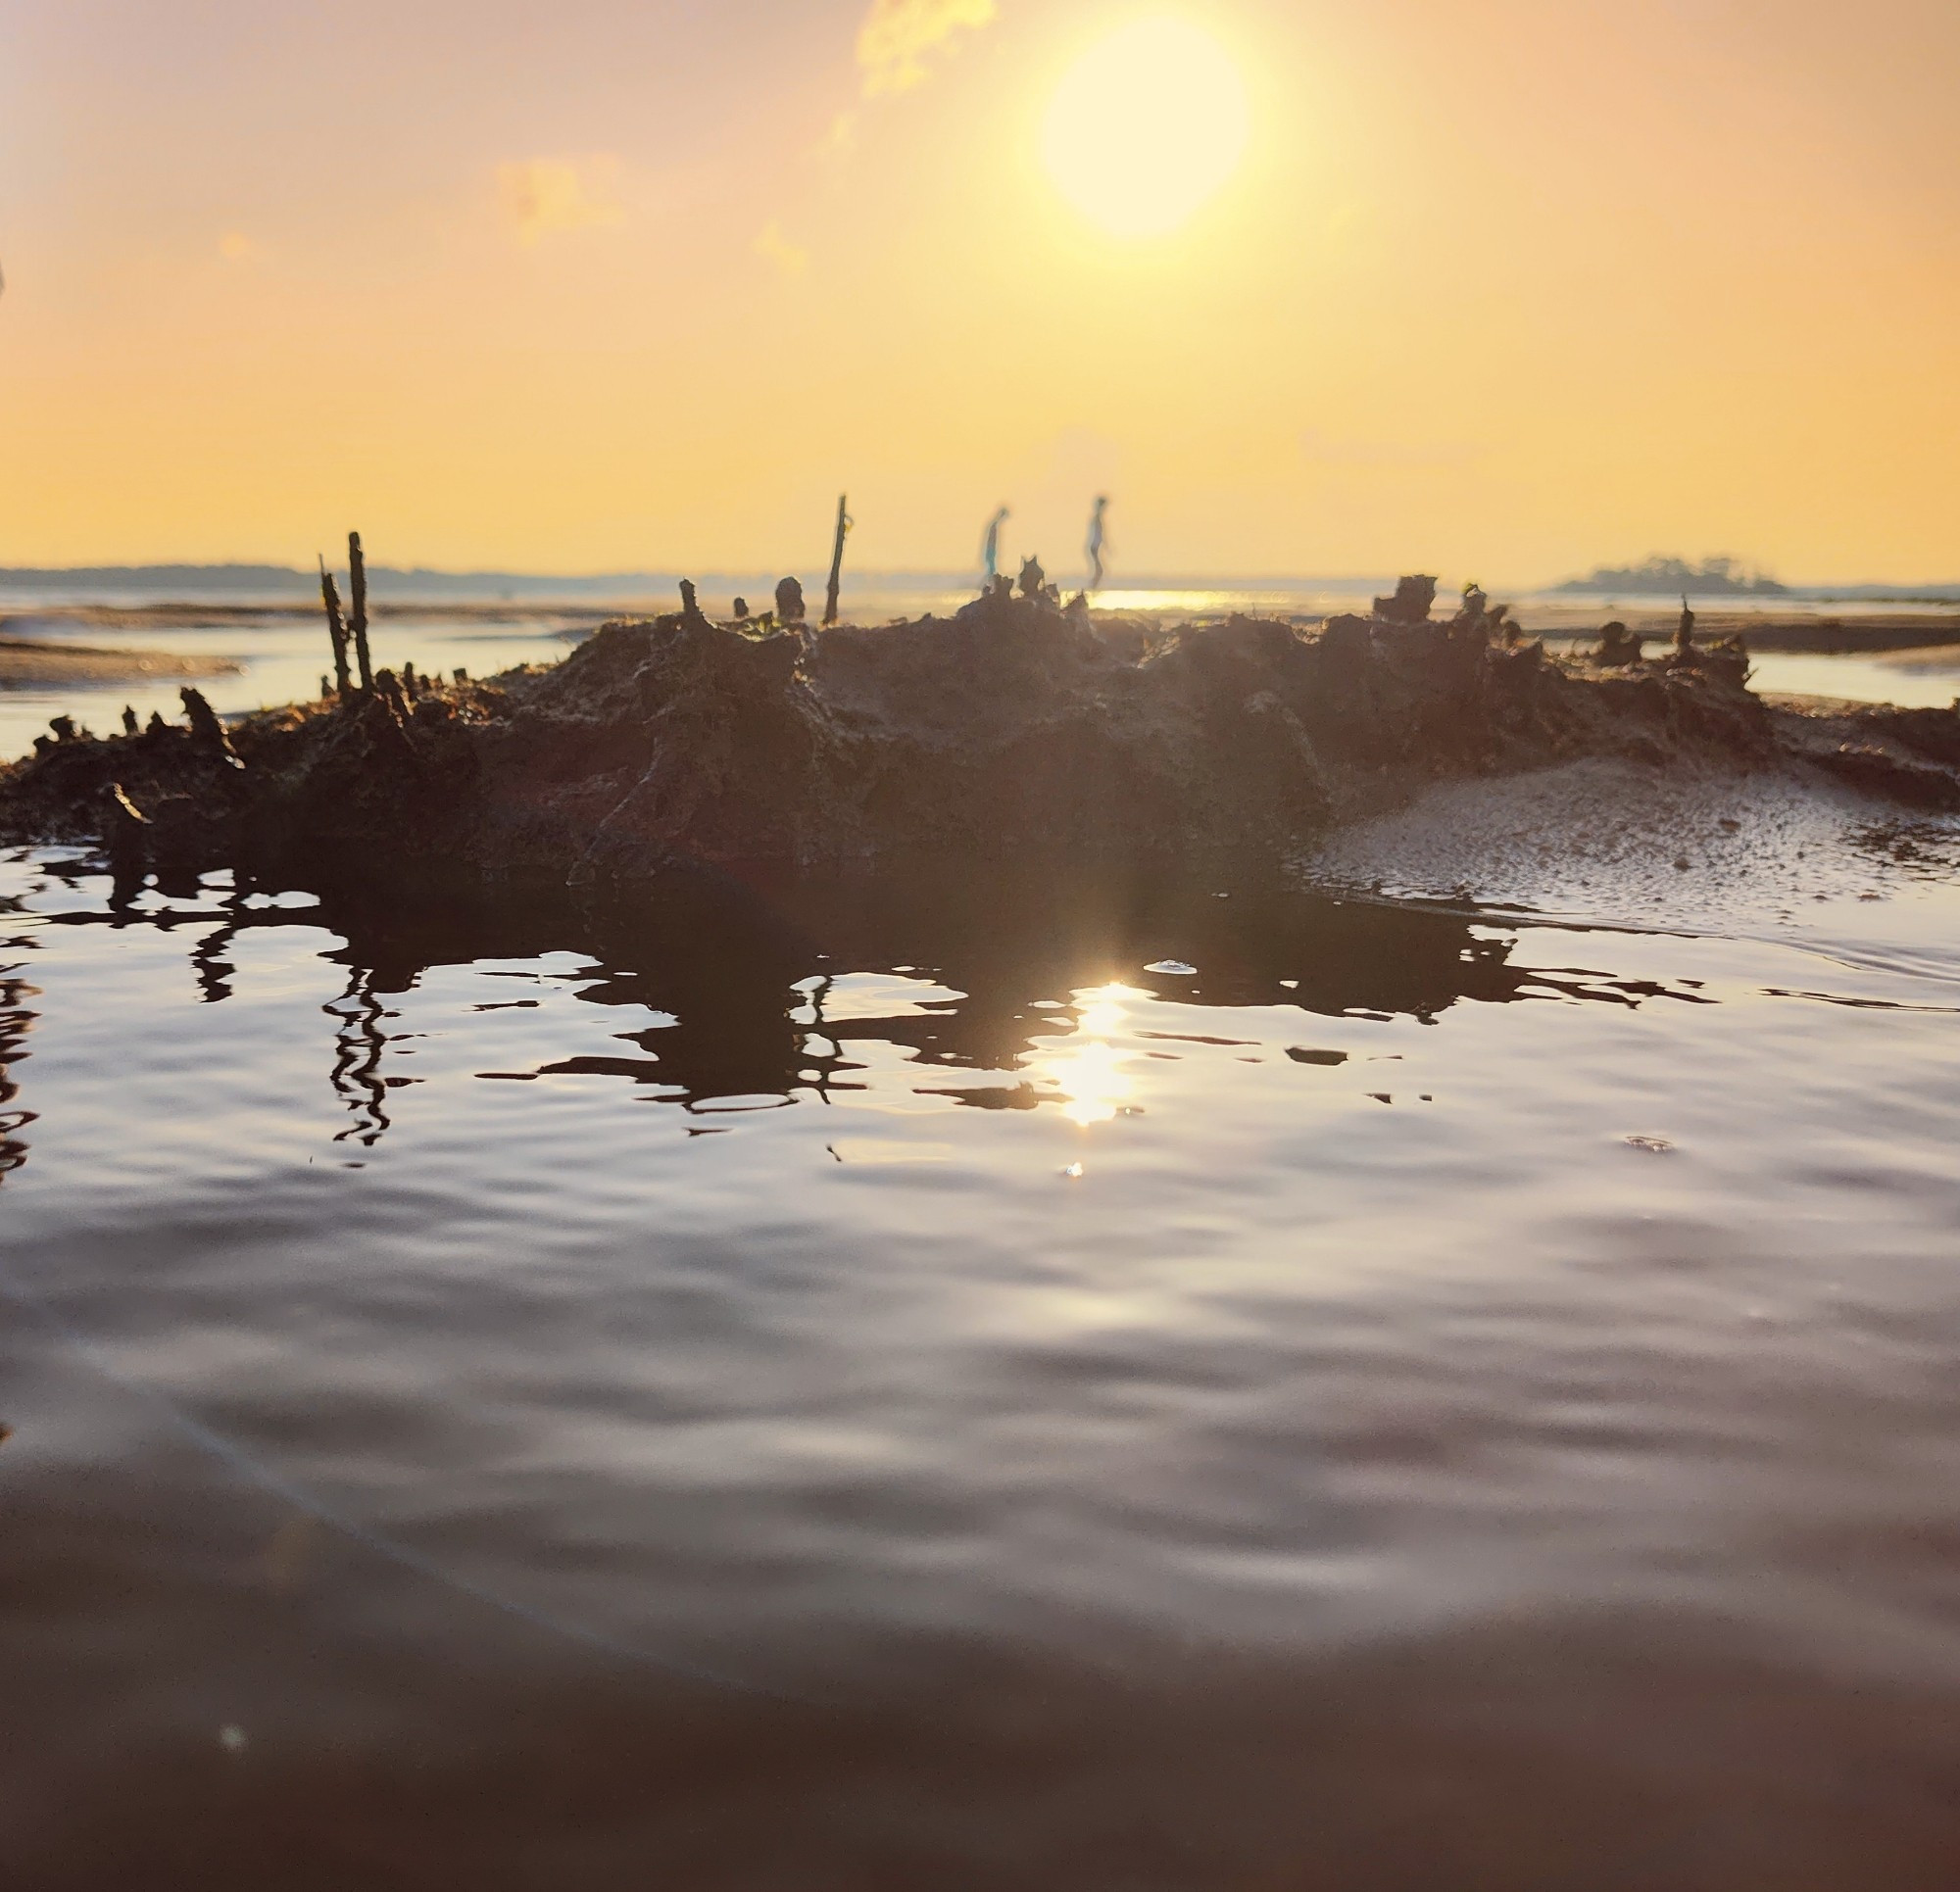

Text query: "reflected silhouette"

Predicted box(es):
[0, 877, 37, 1177]
[326, 966, 392, 1146]
[0, 969, 34, 1177]
[275, 857, 1701, 1148]
[190, 920, 239, 1005]
[0, 853, 1715, 1159]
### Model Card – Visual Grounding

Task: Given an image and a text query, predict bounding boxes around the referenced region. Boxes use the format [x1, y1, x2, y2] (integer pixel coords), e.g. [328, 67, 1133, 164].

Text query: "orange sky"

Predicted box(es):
[2, 0, 1957, 583]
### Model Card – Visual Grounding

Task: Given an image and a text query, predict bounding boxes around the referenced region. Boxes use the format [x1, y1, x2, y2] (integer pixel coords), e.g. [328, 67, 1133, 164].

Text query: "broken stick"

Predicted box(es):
[349, 531, 374, 693]
[823, 493, 852, 629]
[319, 556, 353, 697]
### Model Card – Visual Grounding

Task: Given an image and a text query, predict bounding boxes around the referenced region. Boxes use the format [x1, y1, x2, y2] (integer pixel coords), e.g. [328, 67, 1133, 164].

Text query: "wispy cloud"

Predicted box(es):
[857, 0, 998, 98]
[753, 221, 810, 278]
[497, 157, 625, 246]
[760, 2, 997, 275]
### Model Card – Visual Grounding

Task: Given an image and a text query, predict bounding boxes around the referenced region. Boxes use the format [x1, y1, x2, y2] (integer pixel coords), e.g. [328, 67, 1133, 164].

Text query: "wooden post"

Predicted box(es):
[823, 493, 851, 628]
[349, 531, 374, 692]
[319, 556, 353, 697]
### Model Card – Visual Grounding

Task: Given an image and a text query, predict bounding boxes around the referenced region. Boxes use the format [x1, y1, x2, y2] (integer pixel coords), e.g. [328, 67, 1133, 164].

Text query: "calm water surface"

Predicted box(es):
[4, 843, 1960, 1887]
[0, 611, 582, 761]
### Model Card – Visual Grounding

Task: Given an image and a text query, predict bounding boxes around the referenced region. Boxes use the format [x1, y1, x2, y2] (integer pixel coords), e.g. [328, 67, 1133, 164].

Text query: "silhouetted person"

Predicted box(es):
[981, 506, 1010, 584]
[1675, 595, 1696, 655]
[775, 576, 807, 624]
[1086, 495, 1109, 592]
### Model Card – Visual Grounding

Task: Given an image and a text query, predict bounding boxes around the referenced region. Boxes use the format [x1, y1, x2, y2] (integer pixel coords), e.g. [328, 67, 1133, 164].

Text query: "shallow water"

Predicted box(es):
[0, 610, 582, 761]
[1750, 649, 1960, 709]
[5, 837, 1960, 1888]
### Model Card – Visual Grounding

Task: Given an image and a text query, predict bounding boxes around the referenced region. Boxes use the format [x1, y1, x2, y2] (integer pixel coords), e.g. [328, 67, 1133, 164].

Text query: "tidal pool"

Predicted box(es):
[4, 841, 1960, 1887]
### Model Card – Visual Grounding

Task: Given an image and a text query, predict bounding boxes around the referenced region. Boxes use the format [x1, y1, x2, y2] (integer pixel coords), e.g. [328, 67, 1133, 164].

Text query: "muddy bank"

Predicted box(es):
[1543, 610, 1960, 655]
[1, 602, 616, 633]
[3, 579, 1958, 884]
[0, 638, 240, 690]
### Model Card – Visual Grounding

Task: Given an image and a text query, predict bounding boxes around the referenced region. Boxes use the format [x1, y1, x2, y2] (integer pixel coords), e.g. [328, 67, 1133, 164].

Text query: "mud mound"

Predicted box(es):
[2, 585, 1955, 886]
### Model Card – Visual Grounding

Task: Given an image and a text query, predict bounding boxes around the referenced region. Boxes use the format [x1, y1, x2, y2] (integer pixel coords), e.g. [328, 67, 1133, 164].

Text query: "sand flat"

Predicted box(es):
[0, 638, 240, 688]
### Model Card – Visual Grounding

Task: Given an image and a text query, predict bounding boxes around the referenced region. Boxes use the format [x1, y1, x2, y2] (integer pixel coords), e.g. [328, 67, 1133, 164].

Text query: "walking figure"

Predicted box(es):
[981, 506, 1010, 584]
[1086, 495, 1110, 593]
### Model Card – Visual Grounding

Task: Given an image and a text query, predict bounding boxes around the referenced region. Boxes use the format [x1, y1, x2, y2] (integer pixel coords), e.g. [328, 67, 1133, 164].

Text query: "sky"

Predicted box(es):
[1, 0, 1957, 585]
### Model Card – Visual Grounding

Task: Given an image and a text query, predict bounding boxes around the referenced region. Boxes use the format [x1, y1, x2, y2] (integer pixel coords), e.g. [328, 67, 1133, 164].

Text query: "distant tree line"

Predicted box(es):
[1558, 556, 1788, 597]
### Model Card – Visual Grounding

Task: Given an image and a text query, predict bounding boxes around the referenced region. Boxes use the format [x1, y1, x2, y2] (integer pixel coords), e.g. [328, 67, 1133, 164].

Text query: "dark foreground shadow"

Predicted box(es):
[2, 1444, 1956, 1892]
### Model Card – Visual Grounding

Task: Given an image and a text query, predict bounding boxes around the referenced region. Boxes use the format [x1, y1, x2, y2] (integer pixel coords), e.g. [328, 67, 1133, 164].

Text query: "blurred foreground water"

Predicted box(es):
[3, 821, 1960, 1887]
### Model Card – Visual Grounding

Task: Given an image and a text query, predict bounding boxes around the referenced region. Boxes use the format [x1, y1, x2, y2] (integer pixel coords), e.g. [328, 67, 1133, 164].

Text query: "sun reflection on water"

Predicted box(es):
[1041, 984, 1148, 1127]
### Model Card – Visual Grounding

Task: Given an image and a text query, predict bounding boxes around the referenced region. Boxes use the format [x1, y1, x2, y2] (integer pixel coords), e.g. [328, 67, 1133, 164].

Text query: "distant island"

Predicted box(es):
[1556, 557, 1788, 598]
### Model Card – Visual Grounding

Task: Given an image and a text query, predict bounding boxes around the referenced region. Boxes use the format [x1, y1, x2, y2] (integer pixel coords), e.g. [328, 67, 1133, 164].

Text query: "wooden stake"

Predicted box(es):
[823, 493, 852, 629]
[349, 531, 374, 692]
[318, 556, 353, 697]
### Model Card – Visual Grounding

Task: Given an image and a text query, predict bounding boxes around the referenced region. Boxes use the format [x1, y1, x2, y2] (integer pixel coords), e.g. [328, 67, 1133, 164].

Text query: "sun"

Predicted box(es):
[1041, 17, 1251, 240]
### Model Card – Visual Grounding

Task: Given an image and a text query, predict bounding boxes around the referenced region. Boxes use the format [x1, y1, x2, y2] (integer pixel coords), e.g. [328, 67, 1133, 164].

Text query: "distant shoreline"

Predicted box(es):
[8, 565, 1959, 608]
[4, 599, 1959, 659]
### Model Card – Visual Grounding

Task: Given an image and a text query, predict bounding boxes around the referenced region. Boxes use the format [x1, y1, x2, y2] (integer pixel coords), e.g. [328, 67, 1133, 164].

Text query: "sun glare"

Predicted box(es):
[1040, 985, 1146, 1127]
[1041, 17, 1250, 239]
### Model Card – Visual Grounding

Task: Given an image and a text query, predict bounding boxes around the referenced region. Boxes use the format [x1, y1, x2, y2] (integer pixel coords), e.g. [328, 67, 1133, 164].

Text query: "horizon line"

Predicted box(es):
[4, 560, 1960, 598]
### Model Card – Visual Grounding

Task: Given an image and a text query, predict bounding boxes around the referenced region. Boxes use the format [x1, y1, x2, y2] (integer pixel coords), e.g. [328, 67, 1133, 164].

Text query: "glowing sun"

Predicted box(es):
[1042, 17, 1251, 239]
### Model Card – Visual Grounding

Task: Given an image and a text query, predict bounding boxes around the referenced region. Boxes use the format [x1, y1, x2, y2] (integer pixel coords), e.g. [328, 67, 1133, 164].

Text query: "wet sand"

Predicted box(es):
[1, 601, 625, 635]
[1533, 608, 1960, 654]
[0, 637, 240, 689]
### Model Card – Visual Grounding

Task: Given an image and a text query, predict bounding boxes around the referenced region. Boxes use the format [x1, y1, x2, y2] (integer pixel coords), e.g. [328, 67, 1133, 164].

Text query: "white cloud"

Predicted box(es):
[857, 0, 998, 98]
